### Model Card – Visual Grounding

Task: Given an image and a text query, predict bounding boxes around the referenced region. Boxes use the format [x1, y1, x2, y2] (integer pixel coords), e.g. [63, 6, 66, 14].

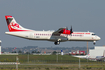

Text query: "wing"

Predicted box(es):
[52, 27, 66, 36]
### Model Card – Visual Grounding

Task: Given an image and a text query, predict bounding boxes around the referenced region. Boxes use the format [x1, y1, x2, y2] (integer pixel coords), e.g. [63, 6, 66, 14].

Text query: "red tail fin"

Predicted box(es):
[5, 15, 31, 32]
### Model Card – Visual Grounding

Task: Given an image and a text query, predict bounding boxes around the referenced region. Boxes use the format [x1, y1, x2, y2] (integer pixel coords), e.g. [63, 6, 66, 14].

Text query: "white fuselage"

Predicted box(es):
[5, 30, 100, 42]
[5, 15, 101, 45]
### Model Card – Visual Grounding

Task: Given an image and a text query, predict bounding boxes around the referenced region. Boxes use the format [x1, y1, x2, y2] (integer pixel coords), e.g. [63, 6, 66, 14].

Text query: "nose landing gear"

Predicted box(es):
[93, 41, 96, 45]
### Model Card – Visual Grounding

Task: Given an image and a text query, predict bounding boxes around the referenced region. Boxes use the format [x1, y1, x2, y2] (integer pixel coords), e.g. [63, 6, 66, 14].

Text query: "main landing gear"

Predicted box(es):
[54, 41, 60, 45]
[54, 39, 61, 45]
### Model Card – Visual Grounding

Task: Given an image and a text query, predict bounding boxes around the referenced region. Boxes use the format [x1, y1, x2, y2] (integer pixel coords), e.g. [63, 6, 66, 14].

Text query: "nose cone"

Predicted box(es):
[97, 36, 101, 40]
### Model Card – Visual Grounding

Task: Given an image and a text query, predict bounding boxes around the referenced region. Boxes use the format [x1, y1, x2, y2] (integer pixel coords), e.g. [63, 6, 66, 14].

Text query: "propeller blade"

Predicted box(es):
[66, 27, 68, 30]
[70, 26, 73, 34]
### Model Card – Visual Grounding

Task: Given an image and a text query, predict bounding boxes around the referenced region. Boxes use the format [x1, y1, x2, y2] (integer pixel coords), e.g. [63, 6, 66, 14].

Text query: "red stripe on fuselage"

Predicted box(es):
[72, 33, 90, 34]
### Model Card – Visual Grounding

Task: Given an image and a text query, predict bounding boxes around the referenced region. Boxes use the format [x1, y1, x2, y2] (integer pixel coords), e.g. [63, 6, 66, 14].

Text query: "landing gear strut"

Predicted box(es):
[93, 41, 96, 45]
[54, 39, 61, 45]
[54, 41, 60, 45]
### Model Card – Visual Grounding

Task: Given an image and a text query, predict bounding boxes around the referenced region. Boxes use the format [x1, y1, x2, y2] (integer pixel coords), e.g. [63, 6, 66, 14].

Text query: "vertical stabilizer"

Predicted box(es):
[5, 15, 32, 32]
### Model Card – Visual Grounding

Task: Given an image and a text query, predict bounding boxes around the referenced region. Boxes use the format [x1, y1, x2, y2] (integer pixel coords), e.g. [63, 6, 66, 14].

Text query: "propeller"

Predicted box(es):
[65, 26, 73, 34]
[66, 27, 68, 30]
[70, 26, 73, 34]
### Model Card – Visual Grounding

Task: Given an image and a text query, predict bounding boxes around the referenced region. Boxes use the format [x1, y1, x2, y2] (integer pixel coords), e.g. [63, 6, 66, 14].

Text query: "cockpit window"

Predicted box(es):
[92, 34, 96, 35]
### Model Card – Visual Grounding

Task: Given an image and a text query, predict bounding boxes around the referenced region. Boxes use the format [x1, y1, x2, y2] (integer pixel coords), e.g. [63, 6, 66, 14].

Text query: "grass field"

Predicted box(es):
[0, 64, 105, 70]
[0, 54, 87, 63]
[0, 54, 105, 70]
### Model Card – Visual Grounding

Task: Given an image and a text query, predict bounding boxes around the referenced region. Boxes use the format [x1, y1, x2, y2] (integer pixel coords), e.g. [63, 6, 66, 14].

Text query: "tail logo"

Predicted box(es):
[10, 22, 21, 29]
[5, 15, 32, 32]
[8, 22, 24, 31]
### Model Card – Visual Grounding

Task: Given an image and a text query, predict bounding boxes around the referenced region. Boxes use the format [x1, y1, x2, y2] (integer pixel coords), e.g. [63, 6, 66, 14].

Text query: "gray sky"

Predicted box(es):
[0, 0, 105, 48]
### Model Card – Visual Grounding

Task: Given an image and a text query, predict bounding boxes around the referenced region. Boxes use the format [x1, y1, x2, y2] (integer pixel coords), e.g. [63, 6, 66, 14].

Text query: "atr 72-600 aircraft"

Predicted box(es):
[5, 15, 101, 45]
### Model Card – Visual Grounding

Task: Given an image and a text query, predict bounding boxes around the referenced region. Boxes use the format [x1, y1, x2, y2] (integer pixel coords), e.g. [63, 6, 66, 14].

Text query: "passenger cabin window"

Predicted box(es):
[92, 34, 96, 35]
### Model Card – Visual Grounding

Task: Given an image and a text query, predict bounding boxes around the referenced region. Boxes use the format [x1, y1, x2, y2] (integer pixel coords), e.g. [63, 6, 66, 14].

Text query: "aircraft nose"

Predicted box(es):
[97, 36, 101, 40]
